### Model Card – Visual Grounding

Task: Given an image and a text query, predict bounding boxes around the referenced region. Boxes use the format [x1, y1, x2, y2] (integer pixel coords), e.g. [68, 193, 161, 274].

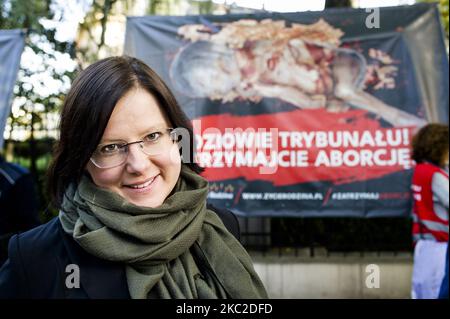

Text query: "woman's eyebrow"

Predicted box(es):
[98, 138, 125, 145]
[138, 123, 168, 136]
[100, 124, 168, 143]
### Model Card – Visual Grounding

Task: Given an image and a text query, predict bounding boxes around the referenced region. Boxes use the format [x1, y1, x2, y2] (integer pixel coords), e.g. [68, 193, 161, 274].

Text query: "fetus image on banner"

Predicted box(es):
[170, 19, 426, 128]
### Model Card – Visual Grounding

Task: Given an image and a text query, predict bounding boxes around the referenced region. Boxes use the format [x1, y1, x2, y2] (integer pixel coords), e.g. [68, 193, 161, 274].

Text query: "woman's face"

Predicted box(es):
[86, 87, 181, 208]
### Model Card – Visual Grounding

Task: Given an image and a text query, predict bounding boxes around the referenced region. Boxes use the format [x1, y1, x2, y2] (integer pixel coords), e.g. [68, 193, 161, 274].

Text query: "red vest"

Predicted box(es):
[412, 162, 449, 242]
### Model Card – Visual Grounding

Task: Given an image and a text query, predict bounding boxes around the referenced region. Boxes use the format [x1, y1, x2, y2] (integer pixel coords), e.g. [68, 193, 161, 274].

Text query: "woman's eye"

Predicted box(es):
[144, 132, 162, 142]
[100, 144, 120, 154]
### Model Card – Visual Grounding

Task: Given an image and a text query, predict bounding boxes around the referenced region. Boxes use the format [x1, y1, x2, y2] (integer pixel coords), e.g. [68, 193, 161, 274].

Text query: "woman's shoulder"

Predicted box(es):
[206, 203, 240, 241]
[415, 162, 445, 175]
[8, 217, 63, 259]
[3, 217, 89, 298]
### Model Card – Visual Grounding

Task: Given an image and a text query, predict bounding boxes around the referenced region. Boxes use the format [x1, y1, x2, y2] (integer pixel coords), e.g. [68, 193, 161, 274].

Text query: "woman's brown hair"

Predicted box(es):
[411, 123, 449, 166]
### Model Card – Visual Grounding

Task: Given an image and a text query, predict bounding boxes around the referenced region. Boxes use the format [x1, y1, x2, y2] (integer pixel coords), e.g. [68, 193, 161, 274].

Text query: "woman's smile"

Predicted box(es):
[122, 174, 160, 194]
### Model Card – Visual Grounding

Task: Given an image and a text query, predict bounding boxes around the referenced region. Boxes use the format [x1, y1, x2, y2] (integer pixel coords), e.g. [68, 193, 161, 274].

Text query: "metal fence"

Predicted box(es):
[238, 216, 414, 257]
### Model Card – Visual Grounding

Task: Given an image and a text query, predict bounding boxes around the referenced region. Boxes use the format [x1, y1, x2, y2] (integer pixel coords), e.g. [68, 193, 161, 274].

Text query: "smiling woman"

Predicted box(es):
[0, 56, 267, 299]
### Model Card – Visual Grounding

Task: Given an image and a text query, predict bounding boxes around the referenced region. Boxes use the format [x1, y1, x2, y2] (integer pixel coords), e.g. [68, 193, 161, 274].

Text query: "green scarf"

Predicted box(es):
[59, 165, 268, 299]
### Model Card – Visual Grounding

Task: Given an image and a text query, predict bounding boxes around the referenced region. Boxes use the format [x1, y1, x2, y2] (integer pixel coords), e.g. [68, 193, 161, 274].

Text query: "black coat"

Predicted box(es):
[0, 157, 41, 265]
[0, 204, 239, 299]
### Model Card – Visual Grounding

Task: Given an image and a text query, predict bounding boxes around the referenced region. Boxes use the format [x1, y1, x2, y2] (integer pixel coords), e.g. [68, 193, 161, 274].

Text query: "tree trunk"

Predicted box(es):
[29, 112, 37, 178]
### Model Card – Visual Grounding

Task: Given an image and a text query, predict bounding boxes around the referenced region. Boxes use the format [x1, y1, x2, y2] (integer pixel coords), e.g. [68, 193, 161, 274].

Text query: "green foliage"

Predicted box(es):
[76, 0, 121, 64]
[148, 0, 181, 14]
[190, 0, 214, 14]
[1, 0, 76, 161]
[0, 0, 49, 29]
[77, 0, 215, 67]
[1, 0, 77, 218]
[11, 137, 54, 158]
[420, 0, 449, 37]
[439, 0, 449, 35]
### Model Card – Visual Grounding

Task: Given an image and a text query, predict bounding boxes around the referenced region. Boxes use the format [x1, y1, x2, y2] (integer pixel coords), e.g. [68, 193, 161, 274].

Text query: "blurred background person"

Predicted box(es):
[410, 123, 449, 299]
[0, 155, 41, 266]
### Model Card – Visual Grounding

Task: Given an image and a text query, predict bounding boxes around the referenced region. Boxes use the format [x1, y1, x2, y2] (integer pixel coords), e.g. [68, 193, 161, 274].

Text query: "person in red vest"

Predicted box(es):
[411, 123, 449, 299]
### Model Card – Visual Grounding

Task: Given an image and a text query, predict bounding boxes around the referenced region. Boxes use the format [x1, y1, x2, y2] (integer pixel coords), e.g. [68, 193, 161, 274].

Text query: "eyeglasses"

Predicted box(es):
[90, 128, 178, 169]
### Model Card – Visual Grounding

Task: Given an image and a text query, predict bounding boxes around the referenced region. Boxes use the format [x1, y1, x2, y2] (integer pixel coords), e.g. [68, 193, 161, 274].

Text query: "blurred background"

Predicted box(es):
[0, 0, 448, 298]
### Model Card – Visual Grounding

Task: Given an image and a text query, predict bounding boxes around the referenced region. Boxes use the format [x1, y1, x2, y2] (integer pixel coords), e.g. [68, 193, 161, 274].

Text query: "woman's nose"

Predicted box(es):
[125, 143, 153, 173]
